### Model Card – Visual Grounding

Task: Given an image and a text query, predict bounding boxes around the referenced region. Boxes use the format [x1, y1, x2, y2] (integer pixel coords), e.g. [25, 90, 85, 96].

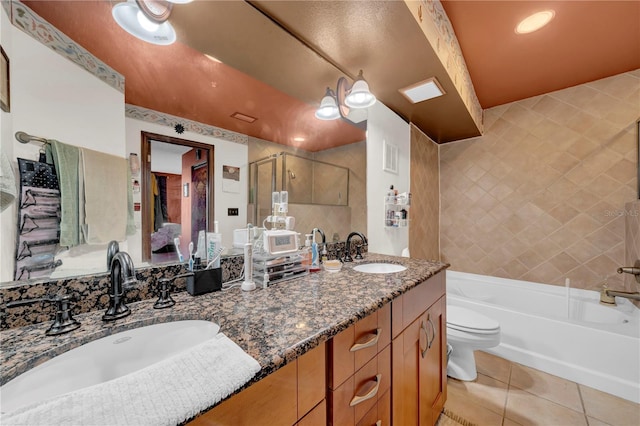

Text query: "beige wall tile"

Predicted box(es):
[409, 125, 440, 260]
[440, 71, 640, 289]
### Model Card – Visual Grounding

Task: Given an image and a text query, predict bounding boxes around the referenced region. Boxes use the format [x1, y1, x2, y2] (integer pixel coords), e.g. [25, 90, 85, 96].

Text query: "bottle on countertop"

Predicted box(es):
[302, 234, 313, 268]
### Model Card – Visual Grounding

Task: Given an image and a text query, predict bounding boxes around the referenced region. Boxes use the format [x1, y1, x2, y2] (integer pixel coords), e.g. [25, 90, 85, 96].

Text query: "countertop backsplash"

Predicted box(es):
[0, 241, 364, 330]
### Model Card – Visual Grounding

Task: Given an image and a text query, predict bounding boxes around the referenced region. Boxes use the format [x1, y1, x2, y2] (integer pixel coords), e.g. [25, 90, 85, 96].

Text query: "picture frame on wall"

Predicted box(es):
[0, 45, 9, 113]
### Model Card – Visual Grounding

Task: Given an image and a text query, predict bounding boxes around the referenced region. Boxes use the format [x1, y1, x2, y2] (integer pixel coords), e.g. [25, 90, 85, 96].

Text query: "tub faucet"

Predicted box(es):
[600, 283, 640, 305]
[103, 251, 137, 321]
[617, 260, 640, 284]
[344, 232, 368, 262]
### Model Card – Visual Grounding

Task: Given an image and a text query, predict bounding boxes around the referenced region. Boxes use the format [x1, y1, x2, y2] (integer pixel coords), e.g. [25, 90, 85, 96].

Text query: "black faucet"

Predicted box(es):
[344, 232, 368, 262]
[103, 251, 137, 321]
[106, 240, 119, 270]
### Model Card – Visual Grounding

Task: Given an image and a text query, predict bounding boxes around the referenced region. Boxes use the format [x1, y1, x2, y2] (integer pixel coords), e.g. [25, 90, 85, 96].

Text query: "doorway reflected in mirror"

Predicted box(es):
[141, 132, 214, 264]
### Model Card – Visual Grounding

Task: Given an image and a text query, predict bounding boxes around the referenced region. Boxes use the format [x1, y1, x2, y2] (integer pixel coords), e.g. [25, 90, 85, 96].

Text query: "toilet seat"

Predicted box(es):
[447, 305, 500, 335]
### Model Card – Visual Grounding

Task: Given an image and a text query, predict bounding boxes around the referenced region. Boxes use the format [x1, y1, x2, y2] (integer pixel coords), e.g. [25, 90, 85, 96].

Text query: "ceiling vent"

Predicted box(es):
[399, 77, 445, 104]
[231, 112, 257, 123]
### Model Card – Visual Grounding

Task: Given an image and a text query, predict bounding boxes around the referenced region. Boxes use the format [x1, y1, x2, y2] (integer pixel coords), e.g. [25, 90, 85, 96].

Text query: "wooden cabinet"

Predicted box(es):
[328, 303, 391, 425]
[189, 342, 325, 426]
[189, 270, 447, 426]
[391, 273, 446, 426]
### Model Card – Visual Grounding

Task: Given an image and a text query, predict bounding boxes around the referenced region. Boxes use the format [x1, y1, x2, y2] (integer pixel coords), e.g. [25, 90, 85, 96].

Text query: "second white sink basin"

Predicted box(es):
[353, 263, 407, 274]
[0, 320, 219, 414]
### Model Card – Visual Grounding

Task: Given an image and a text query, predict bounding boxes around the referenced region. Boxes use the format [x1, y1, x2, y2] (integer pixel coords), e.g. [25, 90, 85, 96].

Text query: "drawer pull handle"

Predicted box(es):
[349, 374, 382, 406]
[426, 314, 436, 349]
[419, 321, 429, 358]
[350, 328, 382, 352]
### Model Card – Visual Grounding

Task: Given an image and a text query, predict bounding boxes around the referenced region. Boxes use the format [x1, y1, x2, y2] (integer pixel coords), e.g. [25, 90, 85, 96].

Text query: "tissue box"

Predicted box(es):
[187, 268, 222, 296]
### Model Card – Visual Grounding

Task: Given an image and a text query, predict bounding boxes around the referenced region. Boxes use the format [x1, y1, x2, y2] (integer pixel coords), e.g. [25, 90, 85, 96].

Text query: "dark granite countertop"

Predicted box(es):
[0, 253, 448, 401]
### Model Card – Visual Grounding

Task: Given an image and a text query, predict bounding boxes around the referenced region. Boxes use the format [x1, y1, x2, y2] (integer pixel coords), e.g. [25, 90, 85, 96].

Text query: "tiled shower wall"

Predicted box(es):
[248, 137, 366, 243]
[624, 200, 640, 295]
[440, 71, 639, 291]
[409, 125, 440, 261]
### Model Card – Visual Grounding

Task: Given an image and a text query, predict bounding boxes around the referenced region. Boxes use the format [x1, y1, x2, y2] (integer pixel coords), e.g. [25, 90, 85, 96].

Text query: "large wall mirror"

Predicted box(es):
[140, 132, 215, 264]
[0, 1, 365, 286]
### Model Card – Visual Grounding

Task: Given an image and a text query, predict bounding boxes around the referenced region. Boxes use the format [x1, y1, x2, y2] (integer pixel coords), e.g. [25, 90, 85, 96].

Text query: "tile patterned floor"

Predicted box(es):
[444, 351, 640, 426]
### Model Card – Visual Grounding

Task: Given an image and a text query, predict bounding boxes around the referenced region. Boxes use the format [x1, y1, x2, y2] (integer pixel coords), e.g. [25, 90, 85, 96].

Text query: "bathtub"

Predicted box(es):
[446, 270, 640, 404]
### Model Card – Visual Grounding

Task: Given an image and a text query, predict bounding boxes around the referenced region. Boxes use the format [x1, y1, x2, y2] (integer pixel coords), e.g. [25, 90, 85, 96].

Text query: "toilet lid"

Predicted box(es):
[447, 305, 500, 334]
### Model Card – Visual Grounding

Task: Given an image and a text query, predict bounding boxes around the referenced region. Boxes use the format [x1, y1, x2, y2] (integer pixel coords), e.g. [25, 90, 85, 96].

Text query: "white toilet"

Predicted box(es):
[446, 305, 501, 381]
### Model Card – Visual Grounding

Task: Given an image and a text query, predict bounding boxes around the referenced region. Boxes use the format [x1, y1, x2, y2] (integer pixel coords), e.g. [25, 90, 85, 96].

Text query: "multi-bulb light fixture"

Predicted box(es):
[112, 0, 193, 45]
[315, 70, 377, 122]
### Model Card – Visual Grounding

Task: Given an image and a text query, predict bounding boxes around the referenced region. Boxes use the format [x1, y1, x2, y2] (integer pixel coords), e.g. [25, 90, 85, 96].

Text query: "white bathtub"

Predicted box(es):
[446, 270, 640, 403]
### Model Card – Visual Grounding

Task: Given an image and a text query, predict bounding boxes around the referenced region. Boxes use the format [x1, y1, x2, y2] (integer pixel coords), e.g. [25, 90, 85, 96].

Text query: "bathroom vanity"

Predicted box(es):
[0, 254, 448, 425]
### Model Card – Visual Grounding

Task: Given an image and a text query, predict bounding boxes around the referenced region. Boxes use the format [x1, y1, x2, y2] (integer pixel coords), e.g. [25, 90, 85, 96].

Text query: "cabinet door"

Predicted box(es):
[391, 316, 421, 426]
[419, 296, 446, 426]
[392, 296, 446, 426]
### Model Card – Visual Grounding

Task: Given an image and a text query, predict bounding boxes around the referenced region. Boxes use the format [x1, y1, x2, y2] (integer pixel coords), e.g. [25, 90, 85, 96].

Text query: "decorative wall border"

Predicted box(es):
[414, 0, 484, 132]
[125, 104, 249, 146]
[10, 0, 124, 93]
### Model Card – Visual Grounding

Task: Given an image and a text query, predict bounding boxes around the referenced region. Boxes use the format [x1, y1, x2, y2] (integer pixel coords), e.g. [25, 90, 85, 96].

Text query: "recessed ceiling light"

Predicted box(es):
[516, 10, 555, 34]
[399, 77, 445, 104]
[231, 112, 257, 123]
[293, 137, 305, 142]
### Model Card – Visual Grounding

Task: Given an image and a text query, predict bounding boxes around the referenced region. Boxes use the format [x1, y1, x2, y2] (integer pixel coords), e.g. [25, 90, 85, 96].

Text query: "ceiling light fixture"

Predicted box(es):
[112, 0, 177, 45]
[515, 10, 555, 34]
[314, 88, 340, 120]
[315, 70, 376, 123]
[399, 77, 445, 104]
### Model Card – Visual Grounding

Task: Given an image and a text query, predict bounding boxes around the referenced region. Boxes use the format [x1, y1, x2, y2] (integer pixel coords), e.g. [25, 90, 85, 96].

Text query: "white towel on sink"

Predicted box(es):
[1, 332, 261, 426]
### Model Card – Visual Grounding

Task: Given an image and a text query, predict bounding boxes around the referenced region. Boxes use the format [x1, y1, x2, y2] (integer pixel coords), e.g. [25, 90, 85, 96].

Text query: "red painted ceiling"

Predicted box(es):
[441, 0, 640, 108]
[21, 1, 640, 149]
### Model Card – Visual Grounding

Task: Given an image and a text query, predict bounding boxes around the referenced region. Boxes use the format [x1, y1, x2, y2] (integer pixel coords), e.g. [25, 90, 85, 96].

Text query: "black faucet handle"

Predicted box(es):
[6, 294, 81, 336]
[6, 293, 73, 308]
[153, 273, 193, 309]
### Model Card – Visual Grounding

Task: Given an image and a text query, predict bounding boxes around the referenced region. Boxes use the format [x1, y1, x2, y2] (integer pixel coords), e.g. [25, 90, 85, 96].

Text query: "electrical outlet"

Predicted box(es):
[228, 208, 239, 216]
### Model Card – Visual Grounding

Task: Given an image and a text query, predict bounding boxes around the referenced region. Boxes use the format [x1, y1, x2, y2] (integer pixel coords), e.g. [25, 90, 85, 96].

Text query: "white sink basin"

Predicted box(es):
[0, 320, 219, 414]
[353, 263, 407, 274]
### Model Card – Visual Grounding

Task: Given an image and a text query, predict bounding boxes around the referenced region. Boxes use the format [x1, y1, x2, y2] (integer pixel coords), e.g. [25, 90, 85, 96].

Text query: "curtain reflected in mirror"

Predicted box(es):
[141, 132, 214, 263]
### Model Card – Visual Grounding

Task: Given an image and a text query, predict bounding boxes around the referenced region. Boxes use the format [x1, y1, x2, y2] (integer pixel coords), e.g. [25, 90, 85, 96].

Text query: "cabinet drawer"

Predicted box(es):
[356, 389, 390, 426]
[298, 343, 326, 418]
[329, 303, 391, 389]
[297, 400, 326, 426]
[329, 345, 391, 425]
[392, 272, 445, 338]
